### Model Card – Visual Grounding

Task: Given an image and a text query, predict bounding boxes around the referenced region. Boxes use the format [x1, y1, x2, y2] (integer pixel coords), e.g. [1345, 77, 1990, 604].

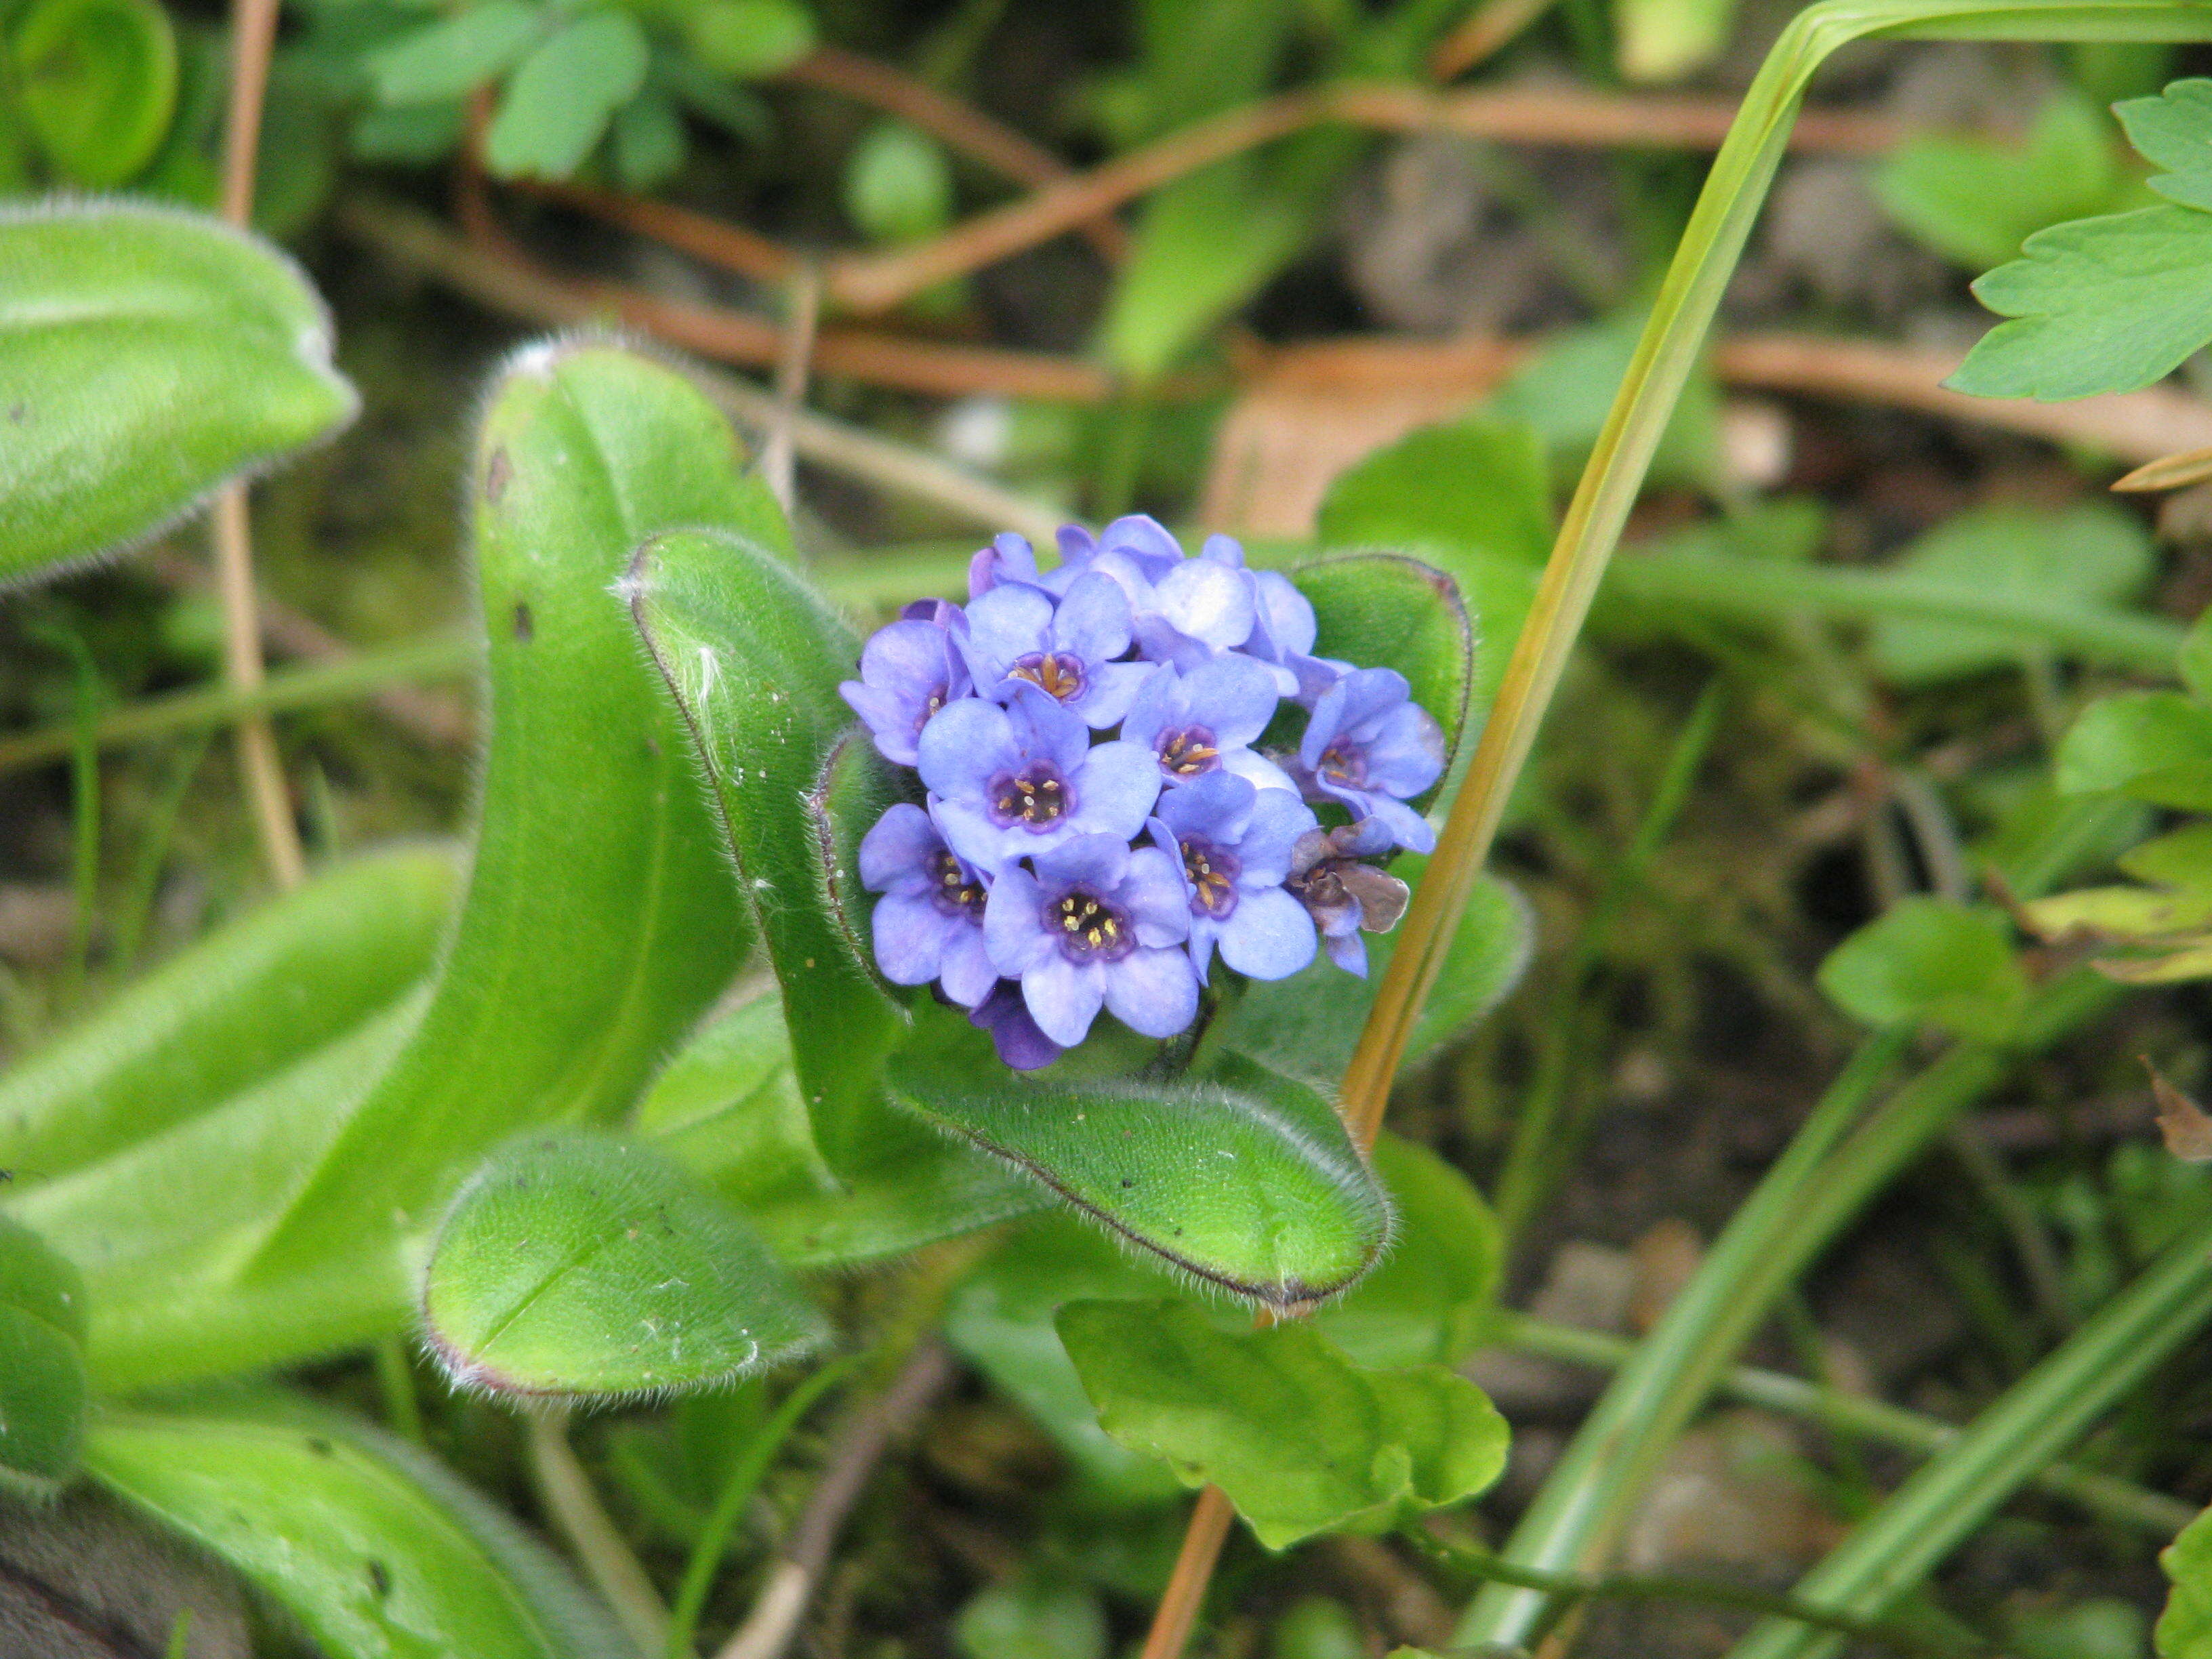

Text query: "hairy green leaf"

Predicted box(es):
[1868, 503, 2152, 683]
[628, 523, 904, 1172]
[636, 995, 1038, 1268]
[1950, 205, 2212, 400]
[1056, 1299, 1508, 1549]
[0, 200, 358, 582]
[0, 1216, 85, 1494]
[87, 1399, 628, 1659]
[2060, 691, 2212, 809]
[484, 10, 647, 180]
[1875, 91, 2121, 269]
[12, 992, 426, 1391]
[2117, 77, 2212, 211]
[364, 1, 541, 106]
[1816, 899, 2028, 1042]
[241, 343, 764, 1336]
[10, 0, 175, 185]
[422, 1131, 827, 1400]
[0, 844, 454, 1182]
[888, 1052, 1389, 1305]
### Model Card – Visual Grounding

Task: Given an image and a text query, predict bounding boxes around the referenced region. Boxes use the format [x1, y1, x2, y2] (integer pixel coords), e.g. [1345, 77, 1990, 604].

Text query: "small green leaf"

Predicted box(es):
[2123, 821, 2212, 889]
[1490, 312, 1719, 490]
[681, 0, 815, 79]
[1294, 554, 1472, 783]
[638, 995, 1039, 1268]
[1949, 206, 2212, 401]
[1313, 1136, 1500, 1370]
[0, 1216, 87, 1494]
[422, 1131, 827, 1400]
[1616, 0, 1738, 82]
[1868, 504, 2152, 684]
[845, 121, 954, 245]
[2059, 691, 2212, 809]
[1218, 865, 1530, 1090]
[628, 524, 904, 1174]
[1055, 1299, 1508, 1549]
[87, 1399, 629, 1659]
[0, 200, 358, 583]
[2117, 77, 2212, 212]
[1816, 898, 2028, 1042]
[1875, 91, 2121, 270]
[0, 844, 455, 1182]
[484, 10, 648, 180]
[611, 91, 684, 191]
[2160, 1504, 2212, 1657]
[364, 0, 542, 106]
[10, 0, 176, 185]
[887, 1053, 1389, 1305]
[1316, 417, 1553, 573]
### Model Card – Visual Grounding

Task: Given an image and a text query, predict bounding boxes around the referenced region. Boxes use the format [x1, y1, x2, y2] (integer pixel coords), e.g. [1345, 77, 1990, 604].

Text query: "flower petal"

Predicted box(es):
[857, 802, 941, 893]
[872, 891, 954, 985]
[1067, 739, 1164, 841]
[1217, 886, 1317, 981]
[1355, 701, 1447, 798]
[1068, 659, 1153, 729]
[983, 863, 1054, 976]
[1151, 560, 1254, 651]
[1024, 956, 1104, 1046]
[1324, 928, 1369, 977]
[1120, 662, 1183, 750]
[938, 923, 997, 1007]
[1219, 747, 1299, 798]
[1050, 571, 1134, 664]
[1121, 845, 1193, 944]
[918, 697, 1015, 801]
[1101, 946, 1199, 1038]
[961, 582, 1054, 684]
[1182, 651, 1280, 747]
[1031, 832, 1129, 895]
[1235, 788, 1317, 884]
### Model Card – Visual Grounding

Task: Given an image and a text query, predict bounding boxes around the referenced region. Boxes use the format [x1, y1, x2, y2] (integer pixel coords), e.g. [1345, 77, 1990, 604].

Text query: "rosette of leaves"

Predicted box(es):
[349, 0, 814, 187]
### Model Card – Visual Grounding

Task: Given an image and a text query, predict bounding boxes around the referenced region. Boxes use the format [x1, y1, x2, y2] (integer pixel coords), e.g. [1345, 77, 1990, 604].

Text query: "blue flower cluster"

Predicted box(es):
[843, 517, 1446, 1069]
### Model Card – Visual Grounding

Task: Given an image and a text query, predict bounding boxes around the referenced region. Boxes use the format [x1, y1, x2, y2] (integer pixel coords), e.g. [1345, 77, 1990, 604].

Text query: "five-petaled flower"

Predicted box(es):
[839, 607, 970, 766]
[1148, 774, 1318, 980]
[1122, 655, 1294, 795]
[857, 803, 996, 1006]
[920, 684, 1160, 871]
[983, 833, 1196, 1046]
[961, 571, 1151, 729]
[1292, 667, 1446, 853]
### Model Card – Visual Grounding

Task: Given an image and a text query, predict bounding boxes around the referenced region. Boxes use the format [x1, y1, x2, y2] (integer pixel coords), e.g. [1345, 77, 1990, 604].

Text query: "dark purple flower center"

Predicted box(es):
[1179, 836, 1240, 920]
[1157, 724, 1220, 778]
[1009, 651, 1086, 703]
[1048, 886, 1136, 962]
[1317, 739, 1368, 789]
[989, 762, 1069, 829]
[928, 851, 986, 920]
[914, 681, 949, 736]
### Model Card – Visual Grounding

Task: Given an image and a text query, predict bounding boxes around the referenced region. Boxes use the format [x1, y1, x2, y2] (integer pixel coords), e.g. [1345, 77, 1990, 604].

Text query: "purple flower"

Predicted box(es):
[983, 833, 1196, 1045]
[919, 684, 1160, 871]
[960, 571, 1151, 729]
[968, 979, 1065, 1071]
[840, 610, 971, 766]
[1122, 655, 1294, 794]
[1285, 819, 1410, 976]
[857, 803, 996, 1006]
[1292, 668, 1445, 853]
[1148, 774, 1317, 981]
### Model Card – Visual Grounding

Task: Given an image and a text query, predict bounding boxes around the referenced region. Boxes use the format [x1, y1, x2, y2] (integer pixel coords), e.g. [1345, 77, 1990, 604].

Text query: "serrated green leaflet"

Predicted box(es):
[635, 996, 1038, 1268]
[0, 1216, 85, 1494]
[1294, 554, 1473, 786]
[1056, 1299, 1508, 1549]
[2159, 1506, 2212, 1657]
[886, 1052, 1388, 1305]
[422, 1131, 827, 1400]
[87, 1399, 628, 1659]
[1949, 204, 2212, 398]
[10, 0, 176, 186]
[240, 344, 762, 1326]
[12, 991, 426, 1391]
[485, 9, 647, 179]
[2117, 77, 2212, 210]
[0, 200, 357, 583]
[0, 844, 455, 1182]
[628, 523, 904, 1172]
